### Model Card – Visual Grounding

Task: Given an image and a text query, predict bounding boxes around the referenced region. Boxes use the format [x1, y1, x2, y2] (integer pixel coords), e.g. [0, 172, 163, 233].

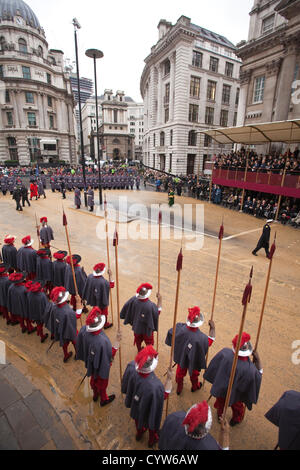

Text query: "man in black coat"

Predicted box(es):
[52, 251, 67, 287]
[44, 286, 81, 362]
[21, 185, 31, 207]
[203, 332, 263, 427]
[159, 401, 230, 450]
[265, 390, 300, 450]
[0, 263, 11, 324]
[120, 283, 162, 352]
[82, 262, 114, 329]
[64, 255, 87, 311]
[2, 235, 18, 273]
[121, 345, 172, 448]
[12, 186, 23, 211]
[165, 306, 215, 395]
[252, 219, 273, 257]
[27, 281, 49, 343]
[76, 307, 121, 406]
[17, 236, 37, 281]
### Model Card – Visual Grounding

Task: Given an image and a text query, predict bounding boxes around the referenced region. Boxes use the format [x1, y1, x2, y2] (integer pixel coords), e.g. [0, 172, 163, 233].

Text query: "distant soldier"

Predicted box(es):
[39, 217, 54, 249]
[12, 186, 23, 211]
[0, 177, 8, 195]
[76, 307, 121, 406]
[82, 263, 114, 329]
[30, 181, 38, 200]
[2, 235, 18, 273]
[74, 187, 81, 209]
[87, 187, 94, 212]
[252, 219, 273, 258]
[21, 185, 31, 207]
[120, 283, 162, 352]
[37, 179, 46, 199]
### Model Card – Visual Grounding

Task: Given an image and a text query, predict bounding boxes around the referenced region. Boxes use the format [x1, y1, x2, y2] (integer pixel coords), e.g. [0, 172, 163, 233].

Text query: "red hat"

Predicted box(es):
[40, 217, 47, 223]
[50, 286, 69, 304]
[25, 280, 33, 291]
[53, 251, 67, 260]
[93, 263, 106, 275]
[30, 282, 43, 293]
[135, 345, 158, 374]
[232, 332, 253, 357]
[66, 254, 81, 265]
[37, 248, 50, 257]
[9, 272, 26, 283]
[0, 263, 7, 274]
[86, 306, 106, 332]
[22, 235, 33, 246]
[182, 401, 210, 433]
[4, 235, 16, 245]
[136, 283, 152, 299]
[187, 306, 204, 327]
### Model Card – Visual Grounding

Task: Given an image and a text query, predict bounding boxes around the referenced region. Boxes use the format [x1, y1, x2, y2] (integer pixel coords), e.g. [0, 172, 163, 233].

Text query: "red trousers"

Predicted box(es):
[134, 420, 159, 446]
[176, 365, 200, 392]
[0, 305, 9, 322]
[62, 341, 76, 360]
[214, 397, 246, 423]
[90, 376, 109, 402]
[134, 332, 154, 352]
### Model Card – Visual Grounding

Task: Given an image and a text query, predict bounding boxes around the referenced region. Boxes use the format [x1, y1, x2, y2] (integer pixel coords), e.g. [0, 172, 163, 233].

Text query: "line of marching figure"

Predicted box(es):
[0, 220, 299, 450]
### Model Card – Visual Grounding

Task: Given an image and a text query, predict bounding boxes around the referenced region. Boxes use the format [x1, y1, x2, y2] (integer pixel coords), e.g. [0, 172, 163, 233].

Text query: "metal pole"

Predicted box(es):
[93, 55, 103, 207]
[73, 24, 87, 207]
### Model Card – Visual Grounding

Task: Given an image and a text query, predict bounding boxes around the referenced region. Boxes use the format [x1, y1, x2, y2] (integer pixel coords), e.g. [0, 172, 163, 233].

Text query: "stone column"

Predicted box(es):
[157, 64, 163, 125]
[169, 51, 176, 122]
[273, 41, 298, 121]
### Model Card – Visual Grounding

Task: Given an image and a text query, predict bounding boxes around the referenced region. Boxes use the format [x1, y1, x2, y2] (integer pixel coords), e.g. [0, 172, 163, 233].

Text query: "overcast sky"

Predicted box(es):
[28, 0, 254, 102]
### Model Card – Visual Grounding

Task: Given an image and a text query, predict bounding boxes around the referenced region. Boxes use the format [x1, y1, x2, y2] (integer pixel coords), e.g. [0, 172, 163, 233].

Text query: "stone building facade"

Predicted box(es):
[0, 0, 76, 165]
[236, 0, 300, 151]
[140, 15, 241, 176]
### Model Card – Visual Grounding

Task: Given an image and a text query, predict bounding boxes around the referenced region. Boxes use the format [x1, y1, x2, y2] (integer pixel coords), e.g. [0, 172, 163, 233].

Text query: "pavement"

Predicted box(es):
[0, 362, 78, 450]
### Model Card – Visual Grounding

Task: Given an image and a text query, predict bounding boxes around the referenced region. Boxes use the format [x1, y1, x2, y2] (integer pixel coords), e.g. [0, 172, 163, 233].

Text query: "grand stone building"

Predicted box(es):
[237, 0, 300, 150]
[0, 0, 77, 165]
[140, 15, 241, 176]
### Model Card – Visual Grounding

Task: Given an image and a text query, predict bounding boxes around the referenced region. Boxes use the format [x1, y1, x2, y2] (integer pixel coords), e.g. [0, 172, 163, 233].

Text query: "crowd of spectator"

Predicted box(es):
[214, 149, 300, 175]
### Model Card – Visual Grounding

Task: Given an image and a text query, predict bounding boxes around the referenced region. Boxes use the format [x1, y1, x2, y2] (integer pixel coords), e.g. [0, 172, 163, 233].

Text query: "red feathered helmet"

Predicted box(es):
[135, 345, 158, 374]
[30, 282, 43, 293]
[9, 272, 26, 284]
[22, 235, 34, 247]
[136, 283, 152, 300]
[86, 306, 106, 332]
[50, 286, 69, 305]
[40, 217, 47, 224]
[53, 251, 67, 261]
[66, 254, 81, 266]
[4, 235, 16, 245]
[25, 280, 33, 291]
[232, 332, 253, 357]
[182, 401, 212, 435]
[93, 263, 106, 277]
[186, 306, 204, 328]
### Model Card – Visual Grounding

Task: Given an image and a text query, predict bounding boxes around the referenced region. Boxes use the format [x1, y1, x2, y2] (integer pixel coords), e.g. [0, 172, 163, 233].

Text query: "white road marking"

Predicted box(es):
[223, 228, 262, 241]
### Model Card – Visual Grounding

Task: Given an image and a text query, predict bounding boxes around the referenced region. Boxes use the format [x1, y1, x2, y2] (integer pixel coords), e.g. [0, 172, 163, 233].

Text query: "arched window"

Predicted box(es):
[37, 46, 43, 57]
[160, 131, 165, 146]
[188, 130, 197, 146]
[18, 38, 27, 53]
[0, 36, 6, 51]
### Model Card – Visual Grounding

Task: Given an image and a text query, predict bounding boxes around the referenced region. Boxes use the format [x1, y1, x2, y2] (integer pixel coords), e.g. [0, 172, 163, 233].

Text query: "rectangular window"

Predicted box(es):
[22, 66, 31, 79]
[25, 92, 34, 103]
[28, 112, 37, 126]
[233, 112, 237, 127]
[170, 129, 173, 146]
[165, 83, 170, 103]
[207, 80, 217, 101]
[235, 88, 240, 106]
[204, 135, 212, 147]
[46, 73, 52, 84]
[225, 62, 234, 78]
[222, 84, 231, 105]
[209, 57, 219, 73]
[47, 96, 53, 107]
[253, 76, 265, 103]
[49, 114, 54, 129]
[188, 104, 199, 123]
[164, 107, 169, 123]
[190, 76, 200, 98]
[192, 51, 203, 68]
[7, 137, 18, 161]
[220, 109, 229, 127]
[261, 14, 275, 34]
[0, 65, 3, 78]
[163, 59, 170, 76]
[6, 111, 14, 126]
[205, 107, 214, 125]
[5, 90, 10, 103]
[153, 133, 156, 147]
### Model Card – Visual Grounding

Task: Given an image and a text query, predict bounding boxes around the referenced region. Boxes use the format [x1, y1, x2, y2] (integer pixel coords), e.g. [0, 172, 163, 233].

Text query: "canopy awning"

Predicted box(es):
[202, 119, 300, 145]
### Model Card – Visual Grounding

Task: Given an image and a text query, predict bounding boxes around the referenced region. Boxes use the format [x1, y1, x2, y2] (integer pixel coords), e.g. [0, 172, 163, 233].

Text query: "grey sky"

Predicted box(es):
[28, 0, 254, 102]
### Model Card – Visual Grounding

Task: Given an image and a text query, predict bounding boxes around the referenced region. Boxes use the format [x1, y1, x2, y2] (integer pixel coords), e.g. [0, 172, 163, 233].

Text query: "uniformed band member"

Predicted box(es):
[76, 307, 121, 406]
[120, 283, 162, 352]
[39, 217, 54, 249]
[165, 306, 215, 395]
[265, 390, 300, 450]
[121, 345, 172, 448]
[203, 332, 263, 426]
[168, 186, 175, 207]
[2, 235, 18, 273]
[44, 286, 81, 362]
[82, 263, 114, 329]
[252, 219, 273, 257]
[17, 236, 37, 280]
[74, 188, 81, 209]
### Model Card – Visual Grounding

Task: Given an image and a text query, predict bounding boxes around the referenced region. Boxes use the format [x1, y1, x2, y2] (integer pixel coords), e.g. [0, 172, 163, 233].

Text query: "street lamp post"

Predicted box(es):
[85, 48, 104, 207]
[72, 18, 87, 207]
